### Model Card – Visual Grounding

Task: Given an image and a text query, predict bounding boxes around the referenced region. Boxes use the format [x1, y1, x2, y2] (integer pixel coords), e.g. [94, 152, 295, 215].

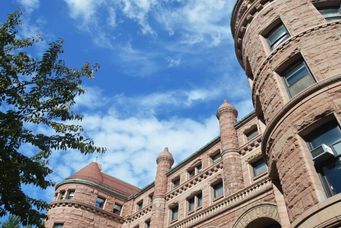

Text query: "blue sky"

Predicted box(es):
[0, 0, 252, 202]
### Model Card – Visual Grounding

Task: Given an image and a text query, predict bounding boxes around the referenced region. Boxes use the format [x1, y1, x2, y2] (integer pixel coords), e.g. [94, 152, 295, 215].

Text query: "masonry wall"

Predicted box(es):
[232, 0, 341, 225]
[46, 183, 125, 228]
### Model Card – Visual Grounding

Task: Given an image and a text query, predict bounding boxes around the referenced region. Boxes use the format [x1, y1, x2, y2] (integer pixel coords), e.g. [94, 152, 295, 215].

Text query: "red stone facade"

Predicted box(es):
[46, 0, 341, 227]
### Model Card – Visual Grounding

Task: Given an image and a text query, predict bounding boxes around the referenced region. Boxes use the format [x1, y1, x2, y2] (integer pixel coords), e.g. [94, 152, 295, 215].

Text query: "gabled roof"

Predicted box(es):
[67, 162, 140, 196]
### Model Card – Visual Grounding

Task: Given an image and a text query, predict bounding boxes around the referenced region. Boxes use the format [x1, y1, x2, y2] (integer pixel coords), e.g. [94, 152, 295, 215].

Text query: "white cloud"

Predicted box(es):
[119, 0, 158, 35]
[107, 7, 117, 28]
[64, 0, 103, 22]
[48, 108, 219, 187]
[155, 0, 234, 46]
[17, 0, 40, 13]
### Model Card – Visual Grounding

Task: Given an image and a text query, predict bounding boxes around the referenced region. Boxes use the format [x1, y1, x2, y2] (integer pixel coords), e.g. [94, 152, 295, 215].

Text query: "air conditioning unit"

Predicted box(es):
[311, 144, 335, 164]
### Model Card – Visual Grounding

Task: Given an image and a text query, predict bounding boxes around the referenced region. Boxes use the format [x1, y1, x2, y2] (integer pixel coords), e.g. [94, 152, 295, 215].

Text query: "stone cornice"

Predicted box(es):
[240, 135, 262, 156]
[252, 21, 341, 111]
[231, 0, 274, 67]
[168, 177, 273, 228]
[124, 205, 152, 224]
[49, 200, 124, 224]
[261, 75, 341, 172]
[165, 161, 223, 201]
[56, 179, 129, 201]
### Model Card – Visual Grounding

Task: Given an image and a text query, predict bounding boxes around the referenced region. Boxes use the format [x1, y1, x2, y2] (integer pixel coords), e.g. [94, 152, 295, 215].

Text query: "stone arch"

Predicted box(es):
[232, 203, 280, 228]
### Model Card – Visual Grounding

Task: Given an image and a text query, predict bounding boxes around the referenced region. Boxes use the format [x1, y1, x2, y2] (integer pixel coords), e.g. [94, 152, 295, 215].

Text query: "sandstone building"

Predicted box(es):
[46, 0, 341, 227]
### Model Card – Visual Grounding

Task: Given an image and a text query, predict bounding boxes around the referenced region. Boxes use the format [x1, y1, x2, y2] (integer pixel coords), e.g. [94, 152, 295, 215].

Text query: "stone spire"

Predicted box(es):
[217, 100, 244, 196]
[151, 147, 174, 228]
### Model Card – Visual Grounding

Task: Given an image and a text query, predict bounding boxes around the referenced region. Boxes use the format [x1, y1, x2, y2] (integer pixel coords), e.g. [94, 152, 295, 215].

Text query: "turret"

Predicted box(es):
[150, 147, 174, 228]
[216, 100, 243, 195]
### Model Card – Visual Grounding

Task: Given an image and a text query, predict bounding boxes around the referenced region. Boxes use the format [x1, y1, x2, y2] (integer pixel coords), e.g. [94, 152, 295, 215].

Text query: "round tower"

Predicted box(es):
[216, 100, 243, 195]
[150, 147, 174, 228]
[232, 0, 341, 227]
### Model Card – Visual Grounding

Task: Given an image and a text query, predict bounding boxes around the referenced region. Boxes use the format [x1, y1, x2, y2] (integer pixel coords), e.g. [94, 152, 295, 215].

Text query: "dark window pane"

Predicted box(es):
[188, 197, 195, 212]
[246, 128, 259, 141]
[197, 192, 202, 208]
[113, 203, 123, 215]
[66, 190, 75, 200]
[53, 224, 64, 228]
[213, 181, 223, 199]
[285, 63, 309, 86]
[267, 24, 289, 49]
[211, 152, 222, 163]
[172, 177, 180, 188]
[306, 121, 341, 150]
[320, 8, 341, 22]
[322, 158, 341, 195]
[188, 169, 195, 178]
[252, 159, 267, 177]
[282, 61, 315, 97]
[171, 205, 178, 221]
[96, 197, 105, 208]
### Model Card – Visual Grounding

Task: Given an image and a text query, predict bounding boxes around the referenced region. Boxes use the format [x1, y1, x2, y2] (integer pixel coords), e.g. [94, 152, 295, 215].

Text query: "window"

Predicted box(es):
[187, 191, 203, 213]
[148, 193, 153, 204]
[252, 159, 267, 177]
[265, 22, 290, 49]
[95, 197, 105, 209]
[212, 180, 224, 199]
[187, 196, 195, 212]
[53, 223, 64, 228]
[197, 192, 202, 208]
[245, 127, 259, 142]
[188, 162, 203, 178]
[317, 5, 341, 22]
[280, 60, 315, 97]
[65, 190, 75, 200]
[145, 219, 151, 228]
[170, 204, 179, 222]
[210, 151, 222, 163]
[172, 177, 180, 188]
[59, 191, 65, 200]
[113, 203, 123, 215]
[304, 119, 341, 197]
[137, 200, 143, 210]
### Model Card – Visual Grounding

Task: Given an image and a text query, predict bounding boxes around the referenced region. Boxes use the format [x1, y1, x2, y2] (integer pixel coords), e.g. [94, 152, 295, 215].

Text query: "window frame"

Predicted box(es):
[251, 158, 268, 178]
[186, 190, 203, 214]
[245, 126, 259, 142]
[302, 117, 341, 197]
[53, 223, 64, 228]
[65, 189, 75, 200]
[187, 162, 203, 179]
[210, 150, 222, 164]
[314, 2, 341, 22]
[113, 202, 123, 216]
[212, 180, 224, 200]
[172, 176, 181, 189]
[95, 196, 106, 209]
[170, 204, 179, 222]
[263, 20, 290, 50]
[279, 58, 316, 98]
[137, 200, 144, 210]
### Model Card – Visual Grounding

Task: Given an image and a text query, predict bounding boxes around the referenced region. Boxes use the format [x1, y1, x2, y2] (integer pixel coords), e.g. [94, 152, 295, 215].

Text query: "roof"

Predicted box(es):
[67, 162, 140, 196]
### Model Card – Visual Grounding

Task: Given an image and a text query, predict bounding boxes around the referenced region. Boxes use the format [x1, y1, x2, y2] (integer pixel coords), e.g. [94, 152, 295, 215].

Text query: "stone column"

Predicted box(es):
[150, 147, 174, 228]
[216, 100, 244, 196]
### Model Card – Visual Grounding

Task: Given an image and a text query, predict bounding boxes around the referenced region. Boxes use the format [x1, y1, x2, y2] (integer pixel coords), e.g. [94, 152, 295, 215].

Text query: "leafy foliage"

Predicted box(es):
[0, 11, 105, 227]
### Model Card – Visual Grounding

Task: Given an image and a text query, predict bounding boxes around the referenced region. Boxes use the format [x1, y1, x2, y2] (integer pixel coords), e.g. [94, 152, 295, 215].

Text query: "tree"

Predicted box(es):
[0, 214, 33, 228]
[0, 11, 106, 227]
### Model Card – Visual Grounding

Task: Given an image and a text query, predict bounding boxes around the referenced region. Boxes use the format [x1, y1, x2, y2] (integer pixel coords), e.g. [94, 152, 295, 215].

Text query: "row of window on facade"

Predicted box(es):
[259, 3, 341, 198]
[248, 4, 341, 98]
[55, 189, 124, 216]
[171, 155, 267, 190]
[169, 161, 268, 224]
[303, 117, 341, 197]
